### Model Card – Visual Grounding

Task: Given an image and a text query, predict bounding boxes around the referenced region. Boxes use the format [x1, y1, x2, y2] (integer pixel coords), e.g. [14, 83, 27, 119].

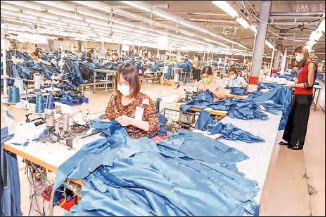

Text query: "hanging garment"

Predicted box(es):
[194, 110, 216, 131]
[54, 122, 260, 216]
[1, 127, 22, 216]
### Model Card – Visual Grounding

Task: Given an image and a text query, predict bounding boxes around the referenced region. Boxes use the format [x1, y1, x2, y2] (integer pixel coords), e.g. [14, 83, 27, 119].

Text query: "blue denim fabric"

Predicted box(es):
[194, 110, 216, 131]
[174, 61, 192, 73]
[55, 123, 259, 216]
[248, 86, 293, 130]
[226, 87, 248, 96]
[208, 98, 269, 121]
[210, 123, 265, 143]
[1, 127, 22, 216]
[149, 114, 168, 138]
[181, 91, 214, 112]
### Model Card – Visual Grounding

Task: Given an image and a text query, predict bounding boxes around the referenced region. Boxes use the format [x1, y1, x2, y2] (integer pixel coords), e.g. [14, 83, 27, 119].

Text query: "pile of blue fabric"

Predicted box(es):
[226, 87, 248, 96]
[181, 91, 214, 112]
[54, 120, 260, 216]
[6, 50, 32, 61]
[208, 98, 270, 120]
[194, 110, 265, 143]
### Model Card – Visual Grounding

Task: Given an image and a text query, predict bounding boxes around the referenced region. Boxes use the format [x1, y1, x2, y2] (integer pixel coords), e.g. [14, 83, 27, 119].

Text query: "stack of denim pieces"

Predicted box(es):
[54, 120, 260, 216]
[181, 91, 214, 112]
[195, 110, 265, 143]
[226, 87, 248, 96]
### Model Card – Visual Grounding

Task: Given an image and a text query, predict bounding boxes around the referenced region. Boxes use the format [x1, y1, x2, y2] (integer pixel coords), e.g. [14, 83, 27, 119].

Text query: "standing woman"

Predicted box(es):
[194, 55, 202, 81]
[280, 46, 317, 150]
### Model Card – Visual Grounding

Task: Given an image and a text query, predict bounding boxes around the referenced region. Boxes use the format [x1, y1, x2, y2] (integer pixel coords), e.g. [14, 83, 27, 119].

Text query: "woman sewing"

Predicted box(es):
[225, 67, 248, 88]
[102, 63, 160, 139]
[194, 66, 226, 101]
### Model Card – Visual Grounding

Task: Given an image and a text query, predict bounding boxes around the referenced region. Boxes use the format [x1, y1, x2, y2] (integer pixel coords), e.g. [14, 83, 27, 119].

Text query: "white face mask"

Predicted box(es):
[230, 75, 236, 79]
[117, 85, 131, 96]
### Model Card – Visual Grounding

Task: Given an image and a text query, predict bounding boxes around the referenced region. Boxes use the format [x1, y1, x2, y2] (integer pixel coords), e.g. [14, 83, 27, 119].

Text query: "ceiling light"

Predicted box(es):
[153, 11, 179, 22]
[3, 1, 46, 11]
[74, 1, 110, 12]
[122, 1, 151, 12]
[250, 25, 257, 34]
[265, 40, 275, 49]
[236, 17, 250, 29]
[33, 1, 76, 11]
[212, 1, 239, 18]
[179, 21, 195, 29]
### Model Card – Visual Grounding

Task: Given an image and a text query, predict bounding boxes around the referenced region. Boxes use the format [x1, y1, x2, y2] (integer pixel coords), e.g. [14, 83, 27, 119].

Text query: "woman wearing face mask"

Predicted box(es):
[102, 63, 160, 139]
[194, 66, 226, 101]
[225, 67, 248, 88]
[239, 66, 250, 82]
[279, 46, 317, 150]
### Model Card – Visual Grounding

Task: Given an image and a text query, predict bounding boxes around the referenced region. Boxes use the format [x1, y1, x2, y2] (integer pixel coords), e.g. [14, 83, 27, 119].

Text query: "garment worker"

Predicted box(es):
[193, 55, 202, 81]
[225, 67, 248, 88]
[102, 63, 160, 139]
[239, 66, 250, 82]
[31, 52, 40, 62]
[85, 52, 93, 63]
[194, 66, 226, 102]
[279, 45, 317, 150]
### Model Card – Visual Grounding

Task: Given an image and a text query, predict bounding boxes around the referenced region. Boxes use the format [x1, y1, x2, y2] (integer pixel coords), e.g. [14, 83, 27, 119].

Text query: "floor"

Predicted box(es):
[1, 81, 325, 216]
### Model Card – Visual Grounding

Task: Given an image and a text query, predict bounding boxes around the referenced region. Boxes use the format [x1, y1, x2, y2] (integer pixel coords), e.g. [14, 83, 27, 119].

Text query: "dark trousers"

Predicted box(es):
[282, 94, 313, 148]
[194, 69, 201, 81]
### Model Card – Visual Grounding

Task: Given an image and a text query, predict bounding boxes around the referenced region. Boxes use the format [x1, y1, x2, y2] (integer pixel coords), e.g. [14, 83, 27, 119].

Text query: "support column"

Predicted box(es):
[280, 48, 287, 75]
[248, 1, 272, 93]
[268, 48, 275, 77]
[273, 49, 281, 73]
[101, 41, 105, 58]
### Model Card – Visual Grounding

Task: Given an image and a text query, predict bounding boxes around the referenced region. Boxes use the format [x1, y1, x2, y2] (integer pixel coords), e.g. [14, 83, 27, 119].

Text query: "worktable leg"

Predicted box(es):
[315, 89, 320, 111]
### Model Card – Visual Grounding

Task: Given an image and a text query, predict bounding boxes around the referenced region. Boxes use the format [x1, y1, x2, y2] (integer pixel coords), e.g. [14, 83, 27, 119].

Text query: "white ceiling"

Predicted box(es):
[1, 1, 325, 59]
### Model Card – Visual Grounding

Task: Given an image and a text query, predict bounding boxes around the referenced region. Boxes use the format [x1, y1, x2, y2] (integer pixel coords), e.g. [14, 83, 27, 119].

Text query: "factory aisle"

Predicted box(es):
[1, 83, 325, 216]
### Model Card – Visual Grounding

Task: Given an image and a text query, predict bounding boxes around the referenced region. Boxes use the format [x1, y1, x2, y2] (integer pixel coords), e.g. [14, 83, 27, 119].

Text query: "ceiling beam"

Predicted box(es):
[270, 12, 325, 16]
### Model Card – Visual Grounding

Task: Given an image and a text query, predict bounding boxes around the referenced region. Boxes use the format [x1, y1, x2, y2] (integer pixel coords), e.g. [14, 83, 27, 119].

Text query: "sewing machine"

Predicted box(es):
[180, 85, 199, 102]
[44, 102, 91, 147]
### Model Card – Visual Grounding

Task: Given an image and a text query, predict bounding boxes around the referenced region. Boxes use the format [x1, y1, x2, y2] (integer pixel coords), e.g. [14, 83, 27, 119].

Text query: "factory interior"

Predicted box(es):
[1, 1, 325, 216]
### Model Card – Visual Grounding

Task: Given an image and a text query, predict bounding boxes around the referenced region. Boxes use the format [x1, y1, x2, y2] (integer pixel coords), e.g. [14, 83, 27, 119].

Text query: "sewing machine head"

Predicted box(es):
[182, 85, 199, 102]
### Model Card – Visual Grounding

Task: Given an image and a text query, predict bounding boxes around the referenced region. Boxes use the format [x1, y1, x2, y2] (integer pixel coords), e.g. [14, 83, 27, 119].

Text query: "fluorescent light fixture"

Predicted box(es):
[322, 60, 325, 63]
[265, 40, 275, 49]
[74, 1, 110, 12]
[153, 11, 179, 22]
[1, 23, 7, 29]
[33, 1, 76, 11]
[236, 17, 250, 29]
[212, 1, 239, 18]
[250, 25, 257, 34]
[3, 1, 46, 11]
[179, 21, 195, 29]
[77, 10, 110, 21]
[122, 1, 151, 12]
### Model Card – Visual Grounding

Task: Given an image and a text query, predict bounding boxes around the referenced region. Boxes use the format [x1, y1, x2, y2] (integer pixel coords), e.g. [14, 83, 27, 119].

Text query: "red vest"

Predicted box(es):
[294, 60, 317, 95]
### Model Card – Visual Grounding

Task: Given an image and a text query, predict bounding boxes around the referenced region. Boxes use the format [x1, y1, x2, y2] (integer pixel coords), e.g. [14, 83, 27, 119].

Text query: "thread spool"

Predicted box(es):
[14, 79, 24, 94]
[35, 95, 45, 113]
[8, 86, 20, 103]
[34, 73, 41, 90]
[46, 112, 55, 127]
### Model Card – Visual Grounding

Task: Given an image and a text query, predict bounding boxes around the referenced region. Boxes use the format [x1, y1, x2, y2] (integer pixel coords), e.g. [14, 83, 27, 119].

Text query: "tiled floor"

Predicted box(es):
[1, 82, 325, 216]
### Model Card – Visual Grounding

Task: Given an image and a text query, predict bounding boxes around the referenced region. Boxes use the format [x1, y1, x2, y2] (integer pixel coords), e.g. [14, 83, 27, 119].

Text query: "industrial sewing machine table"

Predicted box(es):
[3, 112, 282, 211]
